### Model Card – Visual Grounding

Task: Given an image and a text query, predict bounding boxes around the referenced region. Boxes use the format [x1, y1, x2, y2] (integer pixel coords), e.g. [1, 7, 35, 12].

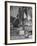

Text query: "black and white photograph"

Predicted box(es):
[10, 6, 32, 40]
[5, 1, 36, 45]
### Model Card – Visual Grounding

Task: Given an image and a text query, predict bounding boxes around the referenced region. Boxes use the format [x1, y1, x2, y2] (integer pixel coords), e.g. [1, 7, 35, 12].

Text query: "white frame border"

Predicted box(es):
[7, 2, 35, 44]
